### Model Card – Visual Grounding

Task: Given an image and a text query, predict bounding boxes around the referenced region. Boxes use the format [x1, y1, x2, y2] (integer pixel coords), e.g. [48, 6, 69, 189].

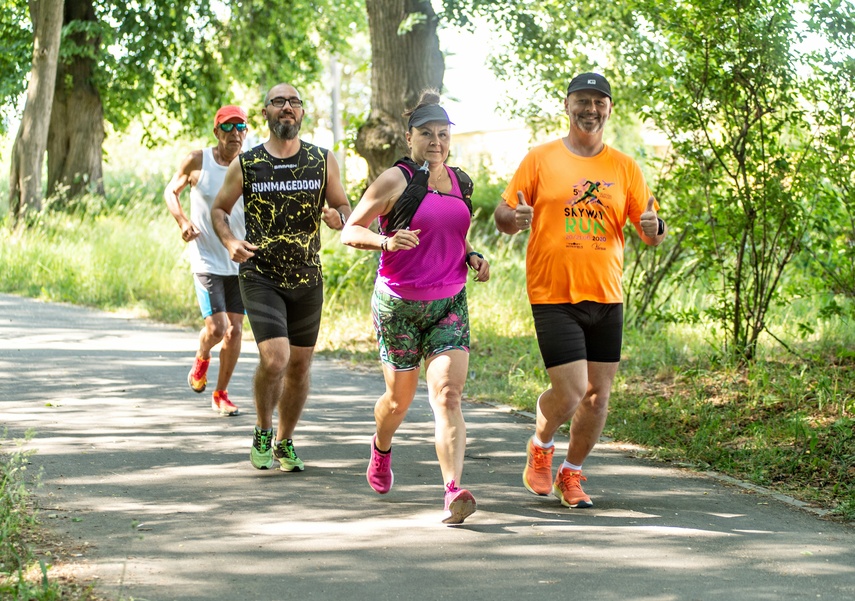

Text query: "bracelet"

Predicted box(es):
[466, 251, 484, 264]
[338, 210, 347, 226]
[380, 237, 388, 252]
[656, 217, 665, 236]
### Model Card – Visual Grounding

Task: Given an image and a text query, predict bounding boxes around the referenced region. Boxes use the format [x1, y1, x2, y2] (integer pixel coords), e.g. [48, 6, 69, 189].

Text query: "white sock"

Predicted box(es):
[532, 435, 554, 449]
[561, 461, 583, 472]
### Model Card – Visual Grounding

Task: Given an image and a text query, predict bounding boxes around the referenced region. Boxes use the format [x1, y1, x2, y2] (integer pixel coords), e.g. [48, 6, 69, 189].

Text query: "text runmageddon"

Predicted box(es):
[251, 179, 322, 193]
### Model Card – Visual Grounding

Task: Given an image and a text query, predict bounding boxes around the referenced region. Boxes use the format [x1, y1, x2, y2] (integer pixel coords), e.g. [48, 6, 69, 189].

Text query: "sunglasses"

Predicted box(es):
[219, 122, 248, 133]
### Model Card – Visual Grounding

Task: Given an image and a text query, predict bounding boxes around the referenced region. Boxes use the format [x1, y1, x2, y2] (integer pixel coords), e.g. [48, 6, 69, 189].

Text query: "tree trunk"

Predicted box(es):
[8, 0, 64, 221]
[47, 0, 105, 201]
[356, 0, 444, 183]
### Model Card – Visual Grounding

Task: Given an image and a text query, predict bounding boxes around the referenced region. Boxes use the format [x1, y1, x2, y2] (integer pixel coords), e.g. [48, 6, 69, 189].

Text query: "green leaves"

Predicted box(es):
[0, 0, 32, 132]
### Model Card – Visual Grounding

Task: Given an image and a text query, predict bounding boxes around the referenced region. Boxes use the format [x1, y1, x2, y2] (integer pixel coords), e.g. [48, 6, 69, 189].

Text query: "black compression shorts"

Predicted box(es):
[239, 273, 324, 346]
[531, 301, 623, 368]
[193, 273, 244, 318]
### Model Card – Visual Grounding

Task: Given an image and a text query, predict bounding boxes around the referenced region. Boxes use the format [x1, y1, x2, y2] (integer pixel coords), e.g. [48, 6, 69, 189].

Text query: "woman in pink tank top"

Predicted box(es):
[341, 90, 490, 524]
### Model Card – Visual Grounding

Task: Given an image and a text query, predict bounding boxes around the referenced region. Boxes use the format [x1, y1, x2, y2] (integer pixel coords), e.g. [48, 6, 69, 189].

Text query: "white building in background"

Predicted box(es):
[449, 126, 536, 179]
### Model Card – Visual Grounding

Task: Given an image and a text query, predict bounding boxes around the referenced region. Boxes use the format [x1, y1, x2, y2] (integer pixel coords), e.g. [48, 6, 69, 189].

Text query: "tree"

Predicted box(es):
[4, 0, 366, 215]
[356, 0, 444, 182]
[634, 0, 816, 362]
[8, 0, 63, 221]
[800, 2, 855, 306]
[0, 0, 33, 135]
[47, 0, 103, 199]
[449, 0, 854, 362]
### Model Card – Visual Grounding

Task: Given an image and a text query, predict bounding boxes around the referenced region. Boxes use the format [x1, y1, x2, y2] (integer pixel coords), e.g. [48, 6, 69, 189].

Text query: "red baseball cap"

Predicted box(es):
[214, 105, 247, 127]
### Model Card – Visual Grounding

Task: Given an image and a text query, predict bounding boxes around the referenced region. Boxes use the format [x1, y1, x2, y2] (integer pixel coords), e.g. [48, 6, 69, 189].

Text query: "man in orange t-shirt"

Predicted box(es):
[495, 72, 668, 509]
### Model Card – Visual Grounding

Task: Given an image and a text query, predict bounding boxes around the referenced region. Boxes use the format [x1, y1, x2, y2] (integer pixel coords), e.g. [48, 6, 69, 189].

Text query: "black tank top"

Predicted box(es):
[239, 142, 329, 289]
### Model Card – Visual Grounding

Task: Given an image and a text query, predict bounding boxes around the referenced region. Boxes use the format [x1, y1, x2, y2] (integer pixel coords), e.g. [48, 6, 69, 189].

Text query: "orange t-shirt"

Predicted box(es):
[502, 139, 658, 305]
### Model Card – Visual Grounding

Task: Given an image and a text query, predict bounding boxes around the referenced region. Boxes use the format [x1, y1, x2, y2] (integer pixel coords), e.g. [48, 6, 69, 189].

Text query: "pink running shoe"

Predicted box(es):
[211, 390, 239, 416]
[442, 480, 476, 524]
[367, 436, 393, 494]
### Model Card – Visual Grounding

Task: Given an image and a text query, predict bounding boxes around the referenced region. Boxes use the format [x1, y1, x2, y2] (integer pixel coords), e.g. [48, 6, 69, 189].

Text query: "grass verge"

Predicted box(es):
[1, 431, 104, 600]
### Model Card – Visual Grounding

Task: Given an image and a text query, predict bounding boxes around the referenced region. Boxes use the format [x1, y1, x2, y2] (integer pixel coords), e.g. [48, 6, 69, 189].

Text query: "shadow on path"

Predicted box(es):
[1, 294, 853, 601]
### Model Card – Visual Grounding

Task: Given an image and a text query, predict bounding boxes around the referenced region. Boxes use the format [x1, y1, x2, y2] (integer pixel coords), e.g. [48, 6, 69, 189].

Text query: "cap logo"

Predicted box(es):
[587, 79, 597, 84]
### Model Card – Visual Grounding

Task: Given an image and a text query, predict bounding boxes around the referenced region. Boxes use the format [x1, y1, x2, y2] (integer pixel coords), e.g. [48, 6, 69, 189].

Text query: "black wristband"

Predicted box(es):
[466, 251, 484, 264]
[338, 210, 347, 226]
[656, 217, 665, 236]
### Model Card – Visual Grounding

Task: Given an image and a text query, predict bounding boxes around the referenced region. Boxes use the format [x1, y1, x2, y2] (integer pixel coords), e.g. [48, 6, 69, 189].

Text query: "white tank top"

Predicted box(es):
[188, 147, 245, 275]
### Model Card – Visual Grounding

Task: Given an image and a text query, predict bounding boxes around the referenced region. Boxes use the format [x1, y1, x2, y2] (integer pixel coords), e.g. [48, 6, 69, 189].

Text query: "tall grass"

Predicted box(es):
[0, 431, 98, 600]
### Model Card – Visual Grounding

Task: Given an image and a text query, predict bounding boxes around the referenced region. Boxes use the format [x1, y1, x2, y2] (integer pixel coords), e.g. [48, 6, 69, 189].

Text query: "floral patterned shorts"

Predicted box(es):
[371, 287, 470, 371]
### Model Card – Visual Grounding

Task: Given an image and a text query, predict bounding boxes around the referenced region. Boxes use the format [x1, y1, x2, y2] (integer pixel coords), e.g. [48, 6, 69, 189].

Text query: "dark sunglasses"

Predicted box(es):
[219, 122, 248, 133]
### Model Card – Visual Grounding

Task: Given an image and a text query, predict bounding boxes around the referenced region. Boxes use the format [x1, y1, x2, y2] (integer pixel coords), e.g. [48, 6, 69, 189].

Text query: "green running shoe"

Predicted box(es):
[251, 427, 274, 470]
[273, 439, 304, 472]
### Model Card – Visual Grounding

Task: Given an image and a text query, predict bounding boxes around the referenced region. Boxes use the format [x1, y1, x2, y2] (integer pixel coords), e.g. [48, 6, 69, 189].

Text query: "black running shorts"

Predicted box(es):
[239, 273, 324, 346]
[193, 273, 244, 318]
[531, 301, 623, 368]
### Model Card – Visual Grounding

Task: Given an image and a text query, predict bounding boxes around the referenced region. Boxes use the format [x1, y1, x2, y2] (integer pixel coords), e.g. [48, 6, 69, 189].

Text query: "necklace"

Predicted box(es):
[429, 167, 446, 190]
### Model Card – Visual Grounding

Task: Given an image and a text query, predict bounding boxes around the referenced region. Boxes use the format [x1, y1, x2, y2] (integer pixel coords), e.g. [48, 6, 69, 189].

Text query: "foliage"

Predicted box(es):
[640, 0, 814, 362]
[0, 0, 30, 135]
[0, 0, 368, 146]
[1, 180, 197, 325]
[612, 335, 855, 519]
[0, 431, 101, 599]
[798, 48, 855, 301]
[0, 431, 36, 578]
[445, 0, 855, 364]
[440, 0, 654, 133]
[219, 0, 367, 101]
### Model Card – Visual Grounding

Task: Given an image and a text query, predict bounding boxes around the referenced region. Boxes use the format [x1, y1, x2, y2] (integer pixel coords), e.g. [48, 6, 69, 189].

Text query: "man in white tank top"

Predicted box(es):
[164, 105, 248, 416]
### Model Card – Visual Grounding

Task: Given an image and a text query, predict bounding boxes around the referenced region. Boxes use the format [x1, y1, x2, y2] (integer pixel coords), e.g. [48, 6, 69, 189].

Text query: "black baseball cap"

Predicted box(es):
[407, 104, 454, 129]
[566, 72, 612, 99]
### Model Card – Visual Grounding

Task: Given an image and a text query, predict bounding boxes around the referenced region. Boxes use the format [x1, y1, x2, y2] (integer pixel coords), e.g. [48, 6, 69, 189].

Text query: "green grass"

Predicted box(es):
[0, 431, 101, 600]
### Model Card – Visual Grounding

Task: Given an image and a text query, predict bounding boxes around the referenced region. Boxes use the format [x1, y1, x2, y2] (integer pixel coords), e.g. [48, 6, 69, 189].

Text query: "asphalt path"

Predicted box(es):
[1, 293, 853, 601]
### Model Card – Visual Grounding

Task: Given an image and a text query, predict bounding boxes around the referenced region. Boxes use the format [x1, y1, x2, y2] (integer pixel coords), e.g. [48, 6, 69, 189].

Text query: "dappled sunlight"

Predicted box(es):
[3, 293, 854, 601]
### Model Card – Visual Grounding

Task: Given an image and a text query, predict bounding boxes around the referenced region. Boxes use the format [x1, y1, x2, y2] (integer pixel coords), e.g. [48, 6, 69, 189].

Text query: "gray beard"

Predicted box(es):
[271, 120, 300, 140]
[572, 114, 605, 135]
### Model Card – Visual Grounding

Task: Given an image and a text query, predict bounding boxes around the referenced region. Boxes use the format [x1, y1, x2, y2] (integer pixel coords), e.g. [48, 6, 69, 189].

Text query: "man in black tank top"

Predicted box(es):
[212, 83, 352, 472]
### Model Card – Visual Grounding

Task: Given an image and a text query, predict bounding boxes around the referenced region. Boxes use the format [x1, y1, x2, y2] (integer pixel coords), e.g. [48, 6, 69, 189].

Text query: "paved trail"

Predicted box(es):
[1, 293, 853, 601]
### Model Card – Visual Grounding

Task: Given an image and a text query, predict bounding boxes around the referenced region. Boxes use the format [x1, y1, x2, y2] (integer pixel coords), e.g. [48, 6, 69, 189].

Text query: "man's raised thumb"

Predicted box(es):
[517, 191, 528, 206]
[646, 197, 656, 213]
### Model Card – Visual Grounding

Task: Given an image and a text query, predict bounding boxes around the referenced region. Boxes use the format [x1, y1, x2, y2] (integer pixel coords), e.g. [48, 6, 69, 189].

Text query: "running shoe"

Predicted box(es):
[250, 427, 274, 470]
[273, 439, 304, 472]
[211, 390, 239, 416]
[523, 437, 554, 495]
[187, 356, 210, 393]
[366, 436, 393, 494]
[442, 480, 476, 525]
[553, 468, 593, 508]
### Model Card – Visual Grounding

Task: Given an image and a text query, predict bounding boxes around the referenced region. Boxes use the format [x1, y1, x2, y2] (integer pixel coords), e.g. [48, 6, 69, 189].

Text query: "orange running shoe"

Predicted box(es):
[553, 468, 593, 508]
[523, 437, 554, 495]
[212, 390, 239, 416]
[187, 356, 210, 393]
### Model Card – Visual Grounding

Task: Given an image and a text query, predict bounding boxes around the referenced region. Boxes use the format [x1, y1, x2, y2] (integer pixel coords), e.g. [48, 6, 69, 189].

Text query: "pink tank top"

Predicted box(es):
[376, 166, 471, 301]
